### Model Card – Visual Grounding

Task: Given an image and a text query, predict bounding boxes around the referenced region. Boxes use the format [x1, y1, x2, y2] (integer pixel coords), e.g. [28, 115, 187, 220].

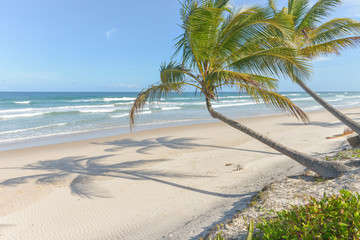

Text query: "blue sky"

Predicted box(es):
[0, 0, 359, 92]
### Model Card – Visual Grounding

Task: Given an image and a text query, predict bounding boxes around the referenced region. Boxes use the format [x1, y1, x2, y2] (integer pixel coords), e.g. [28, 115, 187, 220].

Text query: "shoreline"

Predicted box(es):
[0, 107, 357, 239]
[1, 105, 359, 152]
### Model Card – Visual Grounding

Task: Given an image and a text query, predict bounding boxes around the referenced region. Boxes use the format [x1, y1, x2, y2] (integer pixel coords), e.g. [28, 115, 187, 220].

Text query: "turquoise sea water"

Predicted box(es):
[1, 91, 360, 148]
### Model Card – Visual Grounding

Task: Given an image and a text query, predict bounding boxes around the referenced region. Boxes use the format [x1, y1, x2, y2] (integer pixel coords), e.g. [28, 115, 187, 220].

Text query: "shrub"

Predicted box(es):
[255, 189, 360, 239]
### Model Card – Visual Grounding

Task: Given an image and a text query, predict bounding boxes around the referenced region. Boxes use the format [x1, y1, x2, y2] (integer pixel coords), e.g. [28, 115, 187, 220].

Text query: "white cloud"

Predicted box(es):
[106, 28, 116, 40]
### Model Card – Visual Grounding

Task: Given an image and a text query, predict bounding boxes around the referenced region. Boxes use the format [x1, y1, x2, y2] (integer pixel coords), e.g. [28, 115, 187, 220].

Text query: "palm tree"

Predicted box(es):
[268, 0, 360, 135]
[129, 0, 349, 177]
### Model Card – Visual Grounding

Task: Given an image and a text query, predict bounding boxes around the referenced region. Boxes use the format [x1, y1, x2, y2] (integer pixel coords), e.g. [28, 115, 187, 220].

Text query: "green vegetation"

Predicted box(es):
[334, 149, 360, 160]
[205, 190, 360, 239]
[207, 232, 226, 240]
[255, 189, 360, 239]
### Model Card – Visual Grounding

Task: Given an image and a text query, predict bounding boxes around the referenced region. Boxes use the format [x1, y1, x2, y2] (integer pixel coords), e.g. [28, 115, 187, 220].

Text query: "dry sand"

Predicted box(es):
[0, 108, 358, 240]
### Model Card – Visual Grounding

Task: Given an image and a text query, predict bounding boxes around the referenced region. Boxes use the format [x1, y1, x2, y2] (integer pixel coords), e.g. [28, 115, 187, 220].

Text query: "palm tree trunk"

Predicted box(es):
[297, 81, 360, 136]
[205, 98, 349, 178]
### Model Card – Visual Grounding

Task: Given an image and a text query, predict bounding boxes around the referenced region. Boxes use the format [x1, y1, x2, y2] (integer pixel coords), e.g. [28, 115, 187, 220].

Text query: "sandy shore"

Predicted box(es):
[0, 108, 358, 239]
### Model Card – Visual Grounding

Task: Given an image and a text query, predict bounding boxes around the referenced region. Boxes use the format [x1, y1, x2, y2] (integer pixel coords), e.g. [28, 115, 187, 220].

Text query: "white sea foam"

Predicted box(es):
[137, 118, 204, 127]
[0, 104, 115, 114]
[114, 102, 132, 106]
[0, 113, 44, 119]
[326, 98, 344, 102]
[70, 97, 135, 102]
[79, 109, 115, 113]
[303, 106, 323, 111]
[14, 101, 31, 104]
[57, 104, 114, 109]
[111, 113, 128, 118]
[291, 97, 313, 101]
[221, 100, 247, 103]
[283, 93, 300, 97]
[103, 97, 135, 102]
[0, 130, 92, 144]
[0, 123, 67, 135]
[213, 102, 255, 108]
[340, 95, 360, 99]
[0, 105, 120, 118]
[218, 96, 248, 99]
[161, 107, 182, 111]
[169, 97, 198, 100]
[70, 99, 101, 102]
[175, 102, 204, 106]
[0, 108, 35, 114]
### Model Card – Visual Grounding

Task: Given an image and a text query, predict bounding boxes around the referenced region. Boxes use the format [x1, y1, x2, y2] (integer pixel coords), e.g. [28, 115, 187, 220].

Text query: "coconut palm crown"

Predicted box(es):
[268, 0, 360, 59]
[268, 0, 360, 135]
[129, 0, 350, 178]
[130, 0, 310, 126]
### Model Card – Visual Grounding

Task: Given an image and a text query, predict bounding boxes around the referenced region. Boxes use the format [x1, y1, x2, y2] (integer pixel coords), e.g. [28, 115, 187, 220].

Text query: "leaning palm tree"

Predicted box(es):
[130, 0, 349, 177]
[268, 0, 360, 135]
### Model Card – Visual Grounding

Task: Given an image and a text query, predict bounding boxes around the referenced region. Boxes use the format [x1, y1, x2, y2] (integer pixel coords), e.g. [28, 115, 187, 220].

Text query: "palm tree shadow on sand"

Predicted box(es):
[0, 154, 251, 199]
[92, 136, 280, 156]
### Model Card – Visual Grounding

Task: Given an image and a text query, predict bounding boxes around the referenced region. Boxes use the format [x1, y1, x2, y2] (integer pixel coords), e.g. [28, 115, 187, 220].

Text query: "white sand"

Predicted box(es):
[0, 108, 357, 239]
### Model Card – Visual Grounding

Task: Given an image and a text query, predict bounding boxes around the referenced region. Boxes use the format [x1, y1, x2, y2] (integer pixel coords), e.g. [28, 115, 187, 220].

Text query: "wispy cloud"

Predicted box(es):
[106, 28, 116, 40]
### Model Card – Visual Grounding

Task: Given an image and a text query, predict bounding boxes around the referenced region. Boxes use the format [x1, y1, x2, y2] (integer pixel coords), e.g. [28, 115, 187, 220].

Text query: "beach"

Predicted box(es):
[0, 107, 356, 239]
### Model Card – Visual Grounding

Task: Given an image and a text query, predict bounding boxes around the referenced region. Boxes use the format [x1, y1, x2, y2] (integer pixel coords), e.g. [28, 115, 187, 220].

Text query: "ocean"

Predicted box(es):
[1, 91, 360, 150]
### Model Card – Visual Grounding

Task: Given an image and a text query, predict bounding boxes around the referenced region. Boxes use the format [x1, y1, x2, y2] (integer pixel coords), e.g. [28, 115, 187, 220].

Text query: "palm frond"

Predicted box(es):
[301, 36, 360, 58]
[228, 82, 309, 122]
[310, 18, 360, 44]
[129, 83, 185, 129]
[160, 61, 200, 85]
[288, 0, 309, 26]
[174, 0, 229, 75]
[228, 47, 312, 82]
[296, 0, 341, 32]
[214, 7, 293, 65]
[207, 70, 278, 90]
[268, 0, 277, 14]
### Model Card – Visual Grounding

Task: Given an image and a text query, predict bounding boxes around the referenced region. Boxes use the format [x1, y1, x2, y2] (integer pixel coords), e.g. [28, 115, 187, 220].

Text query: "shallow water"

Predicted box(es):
[1, 91, 359, 146]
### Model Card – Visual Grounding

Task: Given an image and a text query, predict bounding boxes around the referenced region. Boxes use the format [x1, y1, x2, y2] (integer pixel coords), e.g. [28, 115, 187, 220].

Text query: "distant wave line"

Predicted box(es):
[213, 102, 255, 108]
[0, 113, 44, 119]
[70, 97, 135, 102]
[161, 107, 182, 111]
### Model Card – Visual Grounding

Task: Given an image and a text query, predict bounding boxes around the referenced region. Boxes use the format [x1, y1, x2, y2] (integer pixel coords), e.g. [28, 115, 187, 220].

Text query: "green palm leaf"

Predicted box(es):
[301, 36, 360, 58]
[228, 46, 311, 82]
[208, 70, 278, 90]
[268, 0, 277, 13]
[296, 0, 341, 32]
[129, 82, 186, 129]
[311, 18, 360, 44]
[226, 82, 309, 122]
[288, 0, 309, 27]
